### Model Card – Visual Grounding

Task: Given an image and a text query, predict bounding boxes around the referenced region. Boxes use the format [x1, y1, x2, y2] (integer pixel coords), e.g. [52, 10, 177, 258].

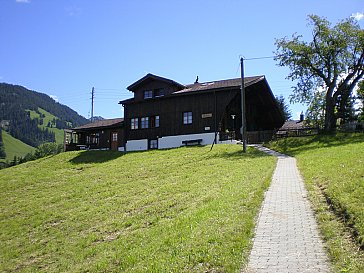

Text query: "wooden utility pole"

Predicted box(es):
[91, 87, 95, 122]
[240, 57, 247, 152]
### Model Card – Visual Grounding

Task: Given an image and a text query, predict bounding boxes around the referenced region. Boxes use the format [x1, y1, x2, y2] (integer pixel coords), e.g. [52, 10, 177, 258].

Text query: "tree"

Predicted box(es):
[357, 80, 364, 122]
[275, 95, 292, 121]
[275, 15, 364, 131]
[337, 93, 357, 124]
[305, 90, 326, 128]
[0, 130, 6, 159]
[34, 142, 63, 158]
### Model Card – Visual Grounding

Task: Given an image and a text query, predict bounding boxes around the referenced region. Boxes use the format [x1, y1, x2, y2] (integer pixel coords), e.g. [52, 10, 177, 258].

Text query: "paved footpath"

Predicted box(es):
[242, 145, 330, 273]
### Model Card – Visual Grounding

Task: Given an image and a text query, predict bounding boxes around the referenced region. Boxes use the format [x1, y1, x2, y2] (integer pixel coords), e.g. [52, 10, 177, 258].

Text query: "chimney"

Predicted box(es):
[300, 111, 304, 122]
[194, 76, 199, 84]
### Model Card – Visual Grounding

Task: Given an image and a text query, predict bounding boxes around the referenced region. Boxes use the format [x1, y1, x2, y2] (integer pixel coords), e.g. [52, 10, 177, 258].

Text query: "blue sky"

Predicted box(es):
[1, 0, 363, 120]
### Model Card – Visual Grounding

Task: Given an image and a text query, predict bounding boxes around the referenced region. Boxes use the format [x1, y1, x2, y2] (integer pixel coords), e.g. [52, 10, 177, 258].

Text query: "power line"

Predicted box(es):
[244, 56, 275, 61]
[94, 87, 123, 91]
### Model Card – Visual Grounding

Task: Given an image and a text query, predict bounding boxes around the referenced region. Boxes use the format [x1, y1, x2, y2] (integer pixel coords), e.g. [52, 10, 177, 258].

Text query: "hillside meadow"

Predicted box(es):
[267, 133, 364, 272]
[0, 130, 35, 162]
[0, 144, 276, 272]
[28, 107, 65, 144]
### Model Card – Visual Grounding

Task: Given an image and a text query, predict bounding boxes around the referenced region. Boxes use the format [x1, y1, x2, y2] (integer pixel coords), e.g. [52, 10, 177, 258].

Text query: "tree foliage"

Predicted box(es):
[305, 90, 326, 128]
[0, 130, 6, 159]
[275, 95, 292, 121]
[275, 15, 364, 131]
[0, 142, 64, 169]
[34, 142, 63, 158]
[357, 80, 364, 122]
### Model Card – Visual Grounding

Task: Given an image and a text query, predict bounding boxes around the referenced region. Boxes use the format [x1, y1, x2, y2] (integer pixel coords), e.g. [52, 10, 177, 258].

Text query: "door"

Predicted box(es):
[111, 132, 118, 151]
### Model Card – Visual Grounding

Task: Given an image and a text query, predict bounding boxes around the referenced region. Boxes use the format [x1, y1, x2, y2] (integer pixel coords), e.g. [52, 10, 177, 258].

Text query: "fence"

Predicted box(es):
[247, 130, 275, 144]
[274, 127, 319, 139]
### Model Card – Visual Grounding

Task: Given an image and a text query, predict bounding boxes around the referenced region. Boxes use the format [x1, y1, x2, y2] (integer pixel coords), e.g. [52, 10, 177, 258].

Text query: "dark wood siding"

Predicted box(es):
[123, 78, 284, 143]
[74, 127, 124, 150]
[132, 79, 181, 101]
[125, 89, 238, 141]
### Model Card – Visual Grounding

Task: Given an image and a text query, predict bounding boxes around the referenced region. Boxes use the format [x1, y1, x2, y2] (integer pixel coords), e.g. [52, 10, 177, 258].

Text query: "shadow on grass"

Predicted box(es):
[205, 146, 271, 160]
[69, 150, 125, 164]
[268, 133, 364, 156]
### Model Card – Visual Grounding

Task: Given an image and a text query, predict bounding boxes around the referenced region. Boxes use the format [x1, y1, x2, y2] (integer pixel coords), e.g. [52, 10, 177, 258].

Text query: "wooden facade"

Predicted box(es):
[65, 73, 285, 152]
[64, 118, 124, 151]
[119, 74, 284, 150]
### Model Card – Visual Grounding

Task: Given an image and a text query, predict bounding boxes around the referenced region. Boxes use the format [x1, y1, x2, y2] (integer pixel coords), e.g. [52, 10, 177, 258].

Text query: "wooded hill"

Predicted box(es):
[0, 83, 88, 149]
[0, 130, 5, 158]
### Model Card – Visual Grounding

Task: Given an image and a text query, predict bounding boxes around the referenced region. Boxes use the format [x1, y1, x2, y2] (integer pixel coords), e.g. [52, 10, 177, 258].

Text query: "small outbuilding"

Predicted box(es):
[64, 118, 124, 151]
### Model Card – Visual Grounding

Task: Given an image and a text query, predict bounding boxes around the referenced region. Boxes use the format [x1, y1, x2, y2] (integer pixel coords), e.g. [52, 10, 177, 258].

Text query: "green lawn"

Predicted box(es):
[0, 130, 35, 162]
[0, 145, 276, 272]
[27, 107, 64, 144]
[267, 133, 364, 272]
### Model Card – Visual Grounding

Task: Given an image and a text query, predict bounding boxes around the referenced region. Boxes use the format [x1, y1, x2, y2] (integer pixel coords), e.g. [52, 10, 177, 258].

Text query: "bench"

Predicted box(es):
[76, 145, 88, 150]
[182, 139, 203, 146]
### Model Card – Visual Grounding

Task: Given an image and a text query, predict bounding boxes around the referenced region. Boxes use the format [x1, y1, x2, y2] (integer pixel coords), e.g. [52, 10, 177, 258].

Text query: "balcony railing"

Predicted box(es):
[219, 131, 236, 141]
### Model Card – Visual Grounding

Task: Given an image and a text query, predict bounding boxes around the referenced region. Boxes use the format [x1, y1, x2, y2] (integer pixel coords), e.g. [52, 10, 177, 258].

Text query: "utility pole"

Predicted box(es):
[240, 57, 247, 152]
[91, 87, 95, 122]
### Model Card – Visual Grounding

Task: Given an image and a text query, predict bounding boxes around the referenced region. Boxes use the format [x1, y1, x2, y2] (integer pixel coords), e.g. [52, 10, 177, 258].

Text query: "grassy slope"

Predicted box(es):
[267, 133, 364, 272]
[28, 107, 64, 144]
[0, 130, 35, 162]
[0, 145, 276, 272]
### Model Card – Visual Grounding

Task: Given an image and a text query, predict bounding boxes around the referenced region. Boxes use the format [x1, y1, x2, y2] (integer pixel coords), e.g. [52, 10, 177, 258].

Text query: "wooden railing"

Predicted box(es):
[274, 127, 319, 138]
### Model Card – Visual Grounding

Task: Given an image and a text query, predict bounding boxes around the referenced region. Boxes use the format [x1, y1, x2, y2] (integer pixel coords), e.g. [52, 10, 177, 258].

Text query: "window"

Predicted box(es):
[149, 139, 158, 149]
[86, 133, 99, 144]
[150, 115, 160, 128]
[141, 117, 149, 129]
[112, 132, 118, 142]
[155, 115, 159, 127]
[154, 88, 165, 97]
[144, 90, 153, 99]
[183, 111, 192, 124]
[131, 118, 139, 130]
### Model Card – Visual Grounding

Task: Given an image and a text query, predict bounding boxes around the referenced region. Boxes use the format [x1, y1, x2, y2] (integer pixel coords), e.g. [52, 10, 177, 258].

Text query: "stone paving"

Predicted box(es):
[242, 145, 330, 273]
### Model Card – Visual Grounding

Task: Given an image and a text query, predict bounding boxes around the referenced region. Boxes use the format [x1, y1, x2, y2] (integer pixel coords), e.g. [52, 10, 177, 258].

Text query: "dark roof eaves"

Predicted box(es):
[120, 75, 266, 103]
[173, 75, 265, 95]
[73, 118, 124, 131]
[127, 73, 185, 91]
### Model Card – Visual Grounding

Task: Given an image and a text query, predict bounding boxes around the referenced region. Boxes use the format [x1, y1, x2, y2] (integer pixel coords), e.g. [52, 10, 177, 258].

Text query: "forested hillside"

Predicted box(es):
[0, 130, 5, 159]
[0, 83, 88, 147]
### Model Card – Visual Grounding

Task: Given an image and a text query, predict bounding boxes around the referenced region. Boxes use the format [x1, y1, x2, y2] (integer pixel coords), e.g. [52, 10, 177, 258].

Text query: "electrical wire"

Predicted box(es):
[244, 56, 275, 61]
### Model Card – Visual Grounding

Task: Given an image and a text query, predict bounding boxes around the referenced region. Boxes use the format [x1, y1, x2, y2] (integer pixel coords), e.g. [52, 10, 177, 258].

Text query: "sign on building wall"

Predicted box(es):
[202, 113, 212, 118]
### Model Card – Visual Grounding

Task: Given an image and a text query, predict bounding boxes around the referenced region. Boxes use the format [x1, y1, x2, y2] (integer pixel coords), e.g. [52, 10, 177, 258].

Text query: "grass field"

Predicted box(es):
[27, 107, 64, 144]
[0, 130, 35, 162]
[0, 145, 276, 272]
[267, 133, 364, 272]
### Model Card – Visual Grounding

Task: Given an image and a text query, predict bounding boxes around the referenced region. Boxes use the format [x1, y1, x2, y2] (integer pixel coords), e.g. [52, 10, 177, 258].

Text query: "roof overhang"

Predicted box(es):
[71, 118, 124, 132]
[127, 73, 185, 92]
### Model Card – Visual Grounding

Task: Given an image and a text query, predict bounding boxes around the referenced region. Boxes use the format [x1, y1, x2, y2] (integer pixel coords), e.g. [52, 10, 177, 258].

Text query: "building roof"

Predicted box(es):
[73, 118, 124, 131]
[174, 76, 264, 94]
[119, 75, 265, 104]
[279, 120, 306, 130]
[127, 73, 185, 91]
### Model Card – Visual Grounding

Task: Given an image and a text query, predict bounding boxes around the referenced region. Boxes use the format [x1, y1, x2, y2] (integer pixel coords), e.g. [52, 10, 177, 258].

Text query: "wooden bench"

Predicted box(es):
[182, 139, 203, 146]
[76, 145, 88, 150]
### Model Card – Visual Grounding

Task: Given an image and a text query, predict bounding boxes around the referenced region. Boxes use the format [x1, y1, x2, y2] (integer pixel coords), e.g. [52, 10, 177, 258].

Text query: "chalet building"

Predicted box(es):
[64, 118, 124, 151]
[65, 73, 284, 152]
[119, 73, 284, 151]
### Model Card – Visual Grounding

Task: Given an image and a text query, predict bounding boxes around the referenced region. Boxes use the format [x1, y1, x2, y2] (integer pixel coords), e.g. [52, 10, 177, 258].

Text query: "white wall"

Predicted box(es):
[126, 139, 148, 151]
[158, 132, 216, 149]
[125, 132, 237, 152]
